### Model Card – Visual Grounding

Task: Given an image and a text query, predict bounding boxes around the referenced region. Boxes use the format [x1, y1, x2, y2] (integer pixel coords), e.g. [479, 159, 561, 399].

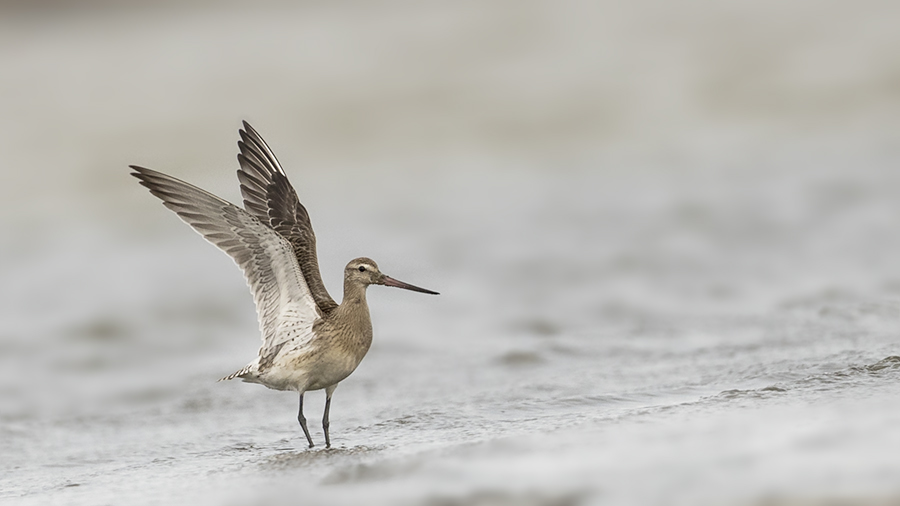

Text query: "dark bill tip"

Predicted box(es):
[382, 275, 439, 295]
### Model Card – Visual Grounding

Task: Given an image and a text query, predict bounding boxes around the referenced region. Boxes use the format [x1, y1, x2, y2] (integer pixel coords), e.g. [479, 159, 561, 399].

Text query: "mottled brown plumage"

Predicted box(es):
[130, 122, 437, 448]
[236, 121, 338, 315]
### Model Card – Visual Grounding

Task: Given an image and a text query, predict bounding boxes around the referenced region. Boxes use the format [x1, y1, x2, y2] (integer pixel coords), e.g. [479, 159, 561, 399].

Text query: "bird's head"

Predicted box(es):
[344, 257, 439, 295]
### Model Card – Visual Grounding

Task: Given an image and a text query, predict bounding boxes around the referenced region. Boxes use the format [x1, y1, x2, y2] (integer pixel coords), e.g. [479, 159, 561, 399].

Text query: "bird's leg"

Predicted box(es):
[323, 385, 336, 449]
[297, 392, 314, 448]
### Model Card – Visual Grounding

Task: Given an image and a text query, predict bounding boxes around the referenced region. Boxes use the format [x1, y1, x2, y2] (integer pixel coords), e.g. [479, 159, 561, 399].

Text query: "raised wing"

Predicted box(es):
[235, 121, 339, 315]
[130, 166, 321, 365]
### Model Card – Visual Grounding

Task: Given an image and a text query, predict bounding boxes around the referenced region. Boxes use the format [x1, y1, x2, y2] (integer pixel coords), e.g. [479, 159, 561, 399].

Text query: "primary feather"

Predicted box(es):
[236, 121, 338, 315]
[129, 166, 321, 380]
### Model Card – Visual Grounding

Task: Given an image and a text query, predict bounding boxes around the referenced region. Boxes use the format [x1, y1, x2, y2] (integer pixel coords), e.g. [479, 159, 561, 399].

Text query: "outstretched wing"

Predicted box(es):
[235, 121, 339, 315]
[130, 165, 321, 364]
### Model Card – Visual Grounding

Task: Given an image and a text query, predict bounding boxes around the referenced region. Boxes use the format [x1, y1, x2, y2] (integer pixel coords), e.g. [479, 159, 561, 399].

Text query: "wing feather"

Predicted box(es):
[235, 121, 339, 314]
[130, 165, 320, 365]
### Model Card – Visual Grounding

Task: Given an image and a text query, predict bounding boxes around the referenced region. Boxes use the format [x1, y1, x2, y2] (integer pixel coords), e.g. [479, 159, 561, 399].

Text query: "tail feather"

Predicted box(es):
[219, 365, 253, 382]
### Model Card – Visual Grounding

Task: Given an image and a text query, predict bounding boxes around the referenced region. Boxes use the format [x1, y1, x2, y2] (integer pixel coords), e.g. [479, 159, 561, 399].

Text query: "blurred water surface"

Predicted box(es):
[2, 1, 900, 505]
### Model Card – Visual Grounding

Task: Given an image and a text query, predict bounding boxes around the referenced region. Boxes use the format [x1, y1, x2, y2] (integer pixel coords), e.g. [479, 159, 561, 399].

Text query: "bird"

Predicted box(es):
[130, 121, 438, 449]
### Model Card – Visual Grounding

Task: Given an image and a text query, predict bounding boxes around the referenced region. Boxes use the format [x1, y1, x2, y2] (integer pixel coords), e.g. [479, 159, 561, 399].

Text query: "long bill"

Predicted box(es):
[382, 275, 440, 295]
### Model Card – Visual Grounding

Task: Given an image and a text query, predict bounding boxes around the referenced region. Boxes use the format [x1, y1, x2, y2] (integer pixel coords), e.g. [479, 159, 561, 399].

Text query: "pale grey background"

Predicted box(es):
[2, 1, 900, 505]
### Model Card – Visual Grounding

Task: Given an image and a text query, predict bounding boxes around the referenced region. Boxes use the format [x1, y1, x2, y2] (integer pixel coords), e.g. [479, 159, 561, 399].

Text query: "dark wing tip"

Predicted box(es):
[129, 165, 166, 183]
[129, 164, 153, 181]
[240, 120, 260, 141]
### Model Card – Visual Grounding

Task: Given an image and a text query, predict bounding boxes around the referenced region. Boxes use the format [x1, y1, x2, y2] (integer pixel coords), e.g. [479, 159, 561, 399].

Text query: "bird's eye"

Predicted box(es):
[358, 266, 366, 272]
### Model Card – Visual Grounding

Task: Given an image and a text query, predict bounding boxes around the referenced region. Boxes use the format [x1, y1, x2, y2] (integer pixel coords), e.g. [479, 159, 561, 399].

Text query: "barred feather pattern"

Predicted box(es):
[236, 121, 339, 315]
[130, 166, 321, 380]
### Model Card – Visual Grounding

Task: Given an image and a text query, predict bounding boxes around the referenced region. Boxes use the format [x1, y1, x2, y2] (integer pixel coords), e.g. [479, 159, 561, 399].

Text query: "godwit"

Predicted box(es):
[130, 122, 438, 448]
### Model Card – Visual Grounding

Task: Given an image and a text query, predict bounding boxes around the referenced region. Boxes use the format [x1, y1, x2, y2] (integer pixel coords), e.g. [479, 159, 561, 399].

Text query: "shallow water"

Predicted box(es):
[2, 2, 900, 505]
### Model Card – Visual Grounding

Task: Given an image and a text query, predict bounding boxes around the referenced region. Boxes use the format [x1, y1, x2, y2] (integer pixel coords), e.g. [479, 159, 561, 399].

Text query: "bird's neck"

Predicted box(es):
[337, 281, 373, 341]
[341, 279, 369, 307]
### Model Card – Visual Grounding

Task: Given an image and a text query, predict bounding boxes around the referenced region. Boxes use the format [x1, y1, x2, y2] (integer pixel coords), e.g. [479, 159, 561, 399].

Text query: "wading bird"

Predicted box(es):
[131, 122, 438, 448]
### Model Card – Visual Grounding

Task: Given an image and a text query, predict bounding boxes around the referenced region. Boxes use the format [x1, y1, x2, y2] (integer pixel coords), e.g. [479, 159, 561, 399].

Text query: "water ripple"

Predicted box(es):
[712, 356, 900, 401]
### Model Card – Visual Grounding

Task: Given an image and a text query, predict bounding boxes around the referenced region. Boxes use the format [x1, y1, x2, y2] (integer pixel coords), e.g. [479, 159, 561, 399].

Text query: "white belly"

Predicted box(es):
[254, 342, 364, 392]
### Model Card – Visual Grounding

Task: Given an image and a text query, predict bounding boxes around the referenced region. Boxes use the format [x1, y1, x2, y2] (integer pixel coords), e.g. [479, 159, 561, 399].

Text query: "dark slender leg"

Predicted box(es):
[323, 385, 336, 449]
[297, 392, 314, 448]
[322, 395, 332, 449]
